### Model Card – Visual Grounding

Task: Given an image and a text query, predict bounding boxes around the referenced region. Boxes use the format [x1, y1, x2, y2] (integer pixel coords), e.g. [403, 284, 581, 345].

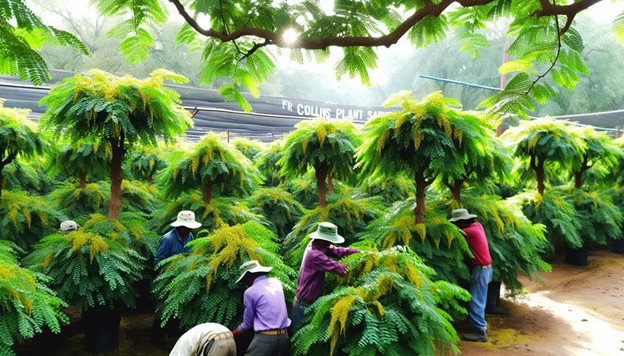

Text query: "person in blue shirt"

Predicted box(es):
[151, 210, 202, 348]
[154, 210, 202, 268]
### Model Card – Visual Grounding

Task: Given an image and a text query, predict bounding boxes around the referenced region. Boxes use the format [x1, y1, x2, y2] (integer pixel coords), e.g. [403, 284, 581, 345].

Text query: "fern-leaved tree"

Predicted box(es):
[0, 241, 69, 356]
[0, 100, 45, 198]
[39, 69, 193, 219]
[292, 246, 470, 356]
[280, 119, 361, 207]
[152, 222, 296, 329]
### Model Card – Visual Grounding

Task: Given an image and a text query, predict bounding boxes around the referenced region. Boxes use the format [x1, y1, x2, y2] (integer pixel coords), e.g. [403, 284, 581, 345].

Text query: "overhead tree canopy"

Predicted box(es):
[4, 0, 624, 115]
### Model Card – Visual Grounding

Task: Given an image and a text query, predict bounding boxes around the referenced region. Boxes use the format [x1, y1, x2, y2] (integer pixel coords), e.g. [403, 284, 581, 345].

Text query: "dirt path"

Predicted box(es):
[459, 249, 624, 356]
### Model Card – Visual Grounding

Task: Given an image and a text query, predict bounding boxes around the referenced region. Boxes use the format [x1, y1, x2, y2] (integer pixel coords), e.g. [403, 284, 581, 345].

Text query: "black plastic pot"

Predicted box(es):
[82, 306, 121, 353]
[609, 238, 624, 254]
[565, 245, 588, 266]
[486, 281, 501, 309]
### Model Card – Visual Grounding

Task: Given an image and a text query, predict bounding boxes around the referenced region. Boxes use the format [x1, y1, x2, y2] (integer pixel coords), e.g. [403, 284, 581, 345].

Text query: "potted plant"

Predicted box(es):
[0, 241, 68, 356]
[501, 118, 586, 261]
[292, 246, 470, 355]
[24, 214, 145, 352]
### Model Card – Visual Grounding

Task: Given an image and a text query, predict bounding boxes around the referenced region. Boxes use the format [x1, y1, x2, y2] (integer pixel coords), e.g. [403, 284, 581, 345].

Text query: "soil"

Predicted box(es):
[459, 249, 624, 356]
[14, 249, 624, 355]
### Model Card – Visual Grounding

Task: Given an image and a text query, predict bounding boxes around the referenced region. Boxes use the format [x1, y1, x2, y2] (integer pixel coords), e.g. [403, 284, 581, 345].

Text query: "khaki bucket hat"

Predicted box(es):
[309, 222, 345, 244]
[235, 260, 272, 283]
[448, 208, 477, 222]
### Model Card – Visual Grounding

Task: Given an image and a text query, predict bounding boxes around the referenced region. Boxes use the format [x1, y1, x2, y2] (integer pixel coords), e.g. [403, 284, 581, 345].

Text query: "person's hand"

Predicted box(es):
[231, 328, 240, 336]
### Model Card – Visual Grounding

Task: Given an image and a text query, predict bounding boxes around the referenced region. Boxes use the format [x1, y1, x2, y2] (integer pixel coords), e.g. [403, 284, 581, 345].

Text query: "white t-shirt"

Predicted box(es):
[169, 323, 231, 356]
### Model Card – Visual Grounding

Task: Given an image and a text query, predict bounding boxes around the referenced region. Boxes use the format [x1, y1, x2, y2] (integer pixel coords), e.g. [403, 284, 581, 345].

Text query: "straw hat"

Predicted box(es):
[448, 208, 477, 222]
[309, 222, 344, 244]
[170, 210, 202, 229]
[235, 260, 272, 283]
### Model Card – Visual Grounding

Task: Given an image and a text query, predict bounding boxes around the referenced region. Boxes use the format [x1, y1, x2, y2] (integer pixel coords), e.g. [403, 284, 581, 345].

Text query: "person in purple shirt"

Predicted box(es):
[231, 260, 291, 356]
[291, 221, 360, 330]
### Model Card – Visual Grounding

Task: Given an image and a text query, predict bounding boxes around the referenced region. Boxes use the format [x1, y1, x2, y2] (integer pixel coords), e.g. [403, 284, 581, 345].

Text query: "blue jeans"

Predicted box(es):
[468, 265, 493, 330]
[291, 297, 310, 331]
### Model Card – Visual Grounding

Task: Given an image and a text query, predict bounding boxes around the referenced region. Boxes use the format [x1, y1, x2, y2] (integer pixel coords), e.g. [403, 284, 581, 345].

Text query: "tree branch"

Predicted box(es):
[168, 0, 494, 50]
[168, 0, 603, 51]
[536, 0, 603, 34]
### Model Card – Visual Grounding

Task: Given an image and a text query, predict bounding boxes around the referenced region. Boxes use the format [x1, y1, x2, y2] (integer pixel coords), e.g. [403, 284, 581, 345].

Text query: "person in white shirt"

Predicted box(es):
[170, 323, 236, 356]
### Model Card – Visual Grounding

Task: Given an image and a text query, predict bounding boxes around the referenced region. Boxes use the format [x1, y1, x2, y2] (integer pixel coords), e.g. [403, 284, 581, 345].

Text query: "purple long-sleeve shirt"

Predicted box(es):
[295, 242, 360, 304]
[237, 275, 291, 332]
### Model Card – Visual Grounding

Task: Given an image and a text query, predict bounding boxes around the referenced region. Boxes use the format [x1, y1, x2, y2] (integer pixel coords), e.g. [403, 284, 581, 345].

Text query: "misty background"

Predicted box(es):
[24, 0, 624, 129]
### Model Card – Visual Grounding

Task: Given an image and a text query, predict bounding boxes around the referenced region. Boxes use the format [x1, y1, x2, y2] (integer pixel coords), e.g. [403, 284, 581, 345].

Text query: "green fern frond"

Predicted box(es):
[153, 222, 296, 329]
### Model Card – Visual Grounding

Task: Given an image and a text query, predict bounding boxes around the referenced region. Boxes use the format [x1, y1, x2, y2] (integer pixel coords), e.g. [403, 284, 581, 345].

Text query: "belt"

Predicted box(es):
[259, 328, 288, 335]
[212, 331, 233, 340]
[476, 264, 491, 269]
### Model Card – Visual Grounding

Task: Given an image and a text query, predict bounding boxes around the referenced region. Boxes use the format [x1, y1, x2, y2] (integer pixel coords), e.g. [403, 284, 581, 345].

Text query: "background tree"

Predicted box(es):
[125, 145, 168, 186]
[89, 0, 617, 115]
[501, 118, 585, 196]
[570, 126, 622, 189]
[158, 133, 262, 205]
[356, 91, 492, 223]
[39, 69, 193, 219]
[0, 0, 88, 84]
[279, 119, 361, 207]
[0, 100, 45, 198]
[47, 140, 111, 189]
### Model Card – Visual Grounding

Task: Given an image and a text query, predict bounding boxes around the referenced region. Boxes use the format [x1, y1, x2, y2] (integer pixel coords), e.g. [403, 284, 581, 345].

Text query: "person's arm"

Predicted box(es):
[234, 290, 255, 333]
[327, 245, 360, 259]
[312, 251, 348, 276]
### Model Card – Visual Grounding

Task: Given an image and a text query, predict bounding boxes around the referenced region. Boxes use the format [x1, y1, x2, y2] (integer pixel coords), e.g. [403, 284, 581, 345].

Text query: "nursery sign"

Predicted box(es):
[279, 99, 393, 121]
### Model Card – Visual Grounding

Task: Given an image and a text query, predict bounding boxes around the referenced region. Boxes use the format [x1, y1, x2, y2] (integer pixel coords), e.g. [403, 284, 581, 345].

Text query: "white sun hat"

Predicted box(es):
[235, 260, 272, 283]
[170, 210, 202, 229]
[60, 220, 78, 232]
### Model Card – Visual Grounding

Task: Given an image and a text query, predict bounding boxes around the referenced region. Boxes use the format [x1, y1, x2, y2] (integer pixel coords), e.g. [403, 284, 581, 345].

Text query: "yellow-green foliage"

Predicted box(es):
[158, 133, 262, 201]
[292, 247, 470, 356]
[0, 260, 36, 313]
[152, 222, 296, 329]
[0, 100, 44, 183]
[279, 118, 361, 183]
[24, 214, 146, 310]
[359, 198, 471, 284]
[0, 256, 68, 355]
[0, 190, 64, 250]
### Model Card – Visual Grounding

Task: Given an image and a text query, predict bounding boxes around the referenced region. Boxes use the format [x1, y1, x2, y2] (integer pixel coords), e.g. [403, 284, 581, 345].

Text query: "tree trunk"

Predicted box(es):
[203, 181, 212, 204]
[536, 159, 545, 196]
[79, 171, 87, 189]
[315, 163, 329, 208]
[0, 153, 16, 199]
[147, 176, 154, 186]
[327, 174, 334, 195]
[108, 138, 124, 220]
[575, 157, 588, 189]
[451, 180, 462, 201]
[414, 171, 427, 224]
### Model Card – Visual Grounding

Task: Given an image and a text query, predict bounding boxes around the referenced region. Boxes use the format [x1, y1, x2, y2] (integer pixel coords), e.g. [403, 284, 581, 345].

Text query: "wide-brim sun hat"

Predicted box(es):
[309, 222, 345, 244]
[170, 210, 202, 229]
[235, 260, 272, 283]
[448, 208, 477, 222]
